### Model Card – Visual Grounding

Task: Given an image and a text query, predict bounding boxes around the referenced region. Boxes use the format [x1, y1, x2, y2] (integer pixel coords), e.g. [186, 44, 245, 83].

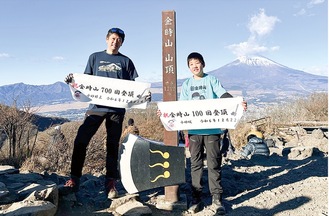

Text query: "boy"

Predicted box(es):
[180, 52, 247, 214]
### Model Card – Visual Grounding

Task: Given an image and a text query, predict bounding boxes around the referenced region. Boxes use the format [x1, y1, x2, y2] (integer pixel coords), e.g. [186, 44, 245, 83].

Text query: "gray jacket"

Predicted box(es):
[241, 137, 270, 158]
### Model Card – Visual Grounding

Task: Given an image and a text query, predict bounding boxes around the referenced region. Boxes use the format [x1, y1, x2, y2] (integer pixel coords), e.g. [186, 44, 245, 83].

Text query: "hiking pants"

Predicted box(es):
[70, 112, 124, 179]
[188, 134, 223, 195]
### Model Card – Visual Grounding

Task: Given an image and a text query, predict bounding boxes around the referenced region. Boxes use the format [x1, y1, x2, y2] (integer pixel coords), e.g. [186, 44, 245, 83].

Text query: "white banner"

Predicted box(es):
[68, 73, 151, 109]
[157, 97, 244, 131]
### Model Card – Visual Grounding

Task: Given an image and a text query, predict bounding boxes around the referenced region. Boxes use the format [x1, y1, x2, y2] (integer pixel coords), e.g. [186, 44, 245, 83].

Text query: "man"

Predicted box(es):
[63, 28, 148, 199]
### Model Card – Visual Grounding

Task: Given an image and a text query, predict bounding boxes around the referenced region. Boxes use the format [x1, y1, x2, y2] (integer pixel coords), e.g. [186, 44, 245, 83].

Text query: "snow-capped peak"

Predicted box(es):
[235, 55, 284, 67]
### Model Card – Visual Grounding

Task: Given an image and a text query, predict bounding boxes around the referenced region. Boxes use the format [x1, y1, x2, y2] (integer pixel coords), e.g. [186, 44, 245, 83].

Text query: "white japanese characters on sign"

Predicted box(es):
[157, 97, 244, 130]
[68, 73, 151, 109]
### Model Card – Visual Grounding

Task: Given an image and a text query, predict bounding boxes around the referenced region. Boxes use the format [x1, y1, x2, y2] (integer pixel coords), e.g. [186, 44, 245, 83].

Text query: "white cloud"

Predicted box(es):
[308, 0, 325, 7]
[227, 41, 267, 57]
[304, 65, 328, 76]
[0, 53, 10, 58]
[52, 56, 65, 61]
[248, 8, 280, 38]
[294, 0, 324, 16]
[227, 9, 280, 57]
[294, 8, 307, 16]
[270, 46, 280, 51]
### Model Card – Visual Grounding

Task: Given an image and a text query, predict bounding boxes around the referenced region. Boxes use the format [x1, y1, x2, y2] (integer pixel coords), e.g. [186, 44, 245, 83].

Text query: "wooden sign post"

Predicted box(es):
[161, 10, 179, 202]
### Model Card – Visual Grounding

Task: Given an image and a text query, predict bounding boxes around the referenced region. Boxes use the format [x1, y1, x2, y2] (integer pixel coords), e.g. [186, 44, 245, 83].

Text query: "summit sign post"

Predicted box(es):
[161, 10, 179, 202]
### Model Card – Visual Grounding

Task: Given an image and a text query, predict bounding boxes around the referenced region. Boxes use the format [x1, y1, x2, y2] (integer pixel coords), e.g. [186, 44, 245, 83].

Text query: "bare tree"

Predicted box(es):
[0, 100, 37, 165]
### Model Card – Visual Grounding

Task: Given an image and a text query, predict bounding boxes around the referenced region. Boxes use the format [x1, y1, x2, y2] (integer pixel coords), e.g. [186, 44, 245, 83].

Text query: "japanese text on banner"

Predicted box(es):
[157, 97, 244, 131]
[68, 73, 151, 109]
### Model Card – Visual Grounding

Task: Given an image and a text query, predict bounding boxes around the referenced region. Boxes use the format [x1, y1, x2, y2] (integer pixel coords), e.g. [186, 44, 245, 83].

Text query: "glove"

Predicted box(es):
[64, 73, 74, 84]
[145, 91, 152, 102]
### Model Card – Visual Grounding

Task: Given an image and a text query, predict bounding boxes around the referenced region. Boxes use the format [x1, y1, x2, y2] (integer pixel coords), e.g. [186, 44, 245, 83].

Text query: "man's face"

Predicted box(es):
[106, 33, 123, 54]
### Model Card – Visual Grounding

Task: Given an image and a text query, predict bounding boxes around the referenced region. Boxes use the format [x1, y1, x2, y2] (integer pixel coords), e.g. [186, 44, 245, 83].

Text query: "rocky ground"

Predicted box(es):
[0, 128, 328, 216]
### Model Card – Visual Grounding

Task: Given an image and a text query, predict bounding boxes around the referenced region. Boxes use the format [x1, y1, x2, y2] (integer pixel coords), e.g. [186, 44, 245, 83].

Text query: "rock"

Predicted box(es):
[318, 138, 328, 153]
[0, 170, 59, 216]
[265, 138, 275, 147]
[0, 132, 327, 216]
[108, 193, 138, 209]
[26, 183, 59, 207]
[267, 136, 284, 147]
[288, 146, 315, 160]
[0, 200, 57, 216]
[0, 181, 9, 199]
[312, 129, 325, 139]
[17, 181, 57, 201]
[0, 165, 18, 175]
[115, 199, 152, 215]
[5, 173, 43, 184]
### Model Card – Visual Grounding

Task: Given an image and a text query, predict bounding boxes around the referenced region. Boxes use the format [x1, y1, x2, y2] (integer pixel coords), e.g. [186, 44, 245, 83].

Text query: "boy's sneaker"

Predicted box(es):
[191, 194, 201, 205]
[59, 177, 79, 195]
[191, 190, 202, 204]
[105, 178, 118, 199]
[188, 191, 203, 213]
[211, 194, 226, 215]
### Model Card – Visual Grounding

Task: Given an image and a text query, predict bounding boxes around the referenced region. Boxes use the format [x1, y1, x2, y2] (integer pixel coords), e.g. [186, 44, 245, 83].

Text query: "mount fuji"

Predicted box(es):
[208, 55, 327, 103]
[152, 55, 328, 104]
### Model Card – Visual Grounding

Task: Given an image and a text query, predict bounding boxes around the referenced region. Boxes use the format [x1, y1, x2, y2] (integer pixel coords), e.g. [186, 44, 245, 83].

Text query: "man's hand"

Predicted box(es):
[64, 73, 74, 84]
[145, 91, 152, 102]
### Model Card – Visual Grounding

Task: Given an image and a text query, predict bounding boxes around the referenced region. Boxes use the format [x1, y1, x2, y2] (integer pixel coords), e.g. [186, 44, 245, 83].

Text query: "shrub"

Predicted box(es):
[8, 92, 329, 175]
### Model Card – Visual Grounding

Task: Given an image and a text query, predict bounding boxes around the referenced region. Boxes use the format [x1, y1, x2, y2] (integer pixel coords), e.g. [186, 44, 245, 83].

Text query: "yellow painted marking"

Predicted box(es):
[151, 171, 170, 182]
[149, 149, 170, 159]
[149, 161, 169, 168]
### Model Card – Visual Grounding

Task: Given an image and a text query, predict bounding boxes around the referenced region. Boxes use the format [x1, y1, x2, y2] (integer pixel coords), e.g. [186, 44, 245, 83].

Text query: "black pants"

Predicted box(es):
[70, 112, 124, 179]
[189, 134, 223, 195]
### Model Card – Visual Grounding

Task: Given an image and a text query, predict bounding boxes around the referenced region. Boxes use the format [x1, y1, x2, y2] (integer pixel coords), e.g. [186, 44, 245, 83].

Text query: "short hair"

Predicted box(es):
[107, 28, 125, 42]
[187, 52, 205, 67]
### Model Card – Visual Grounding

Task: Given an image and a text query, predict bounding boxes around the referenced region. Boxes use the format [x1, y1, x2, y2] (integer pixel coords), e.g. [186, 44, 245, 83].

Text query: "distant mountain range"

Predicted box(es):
[0, 81, 72, 107]
[0, 56, 327, 109]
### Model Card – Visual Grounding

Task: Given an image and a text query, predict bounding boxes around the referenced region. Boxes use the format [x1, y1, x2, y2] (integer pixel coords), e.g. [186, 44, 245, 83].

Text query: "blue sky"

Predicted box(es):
[0, 0, 327, 86]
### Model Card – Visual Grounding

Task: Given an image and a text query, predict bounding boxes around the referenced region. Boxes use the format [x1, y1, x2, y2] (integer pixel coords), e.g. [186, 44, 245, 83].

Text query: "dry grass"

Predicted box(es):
[3, 92, 327, 175]
[230, 92, 328, 149]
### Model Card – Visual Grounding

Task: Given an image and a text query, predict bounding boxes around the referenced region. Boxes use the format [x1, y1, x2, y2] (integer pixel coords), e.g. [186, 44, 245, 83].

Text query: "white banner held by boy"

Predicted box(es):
[157, 97, 244, 131]
[68, 73, 151, 109]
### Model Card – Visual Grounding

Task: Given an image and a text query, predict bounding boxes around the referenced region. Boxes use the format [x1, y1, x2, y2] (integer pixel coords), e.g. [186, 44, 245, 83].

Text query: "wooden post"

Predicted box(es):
[162, 10, 179, 202]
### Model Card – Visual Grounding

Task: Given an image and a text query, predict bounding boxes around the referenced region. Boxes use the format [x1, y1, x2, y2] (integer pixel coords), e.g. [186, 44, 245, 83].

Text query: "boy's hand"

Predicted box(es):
[242, 100, 247, 111]
[157, 109, 162, 117]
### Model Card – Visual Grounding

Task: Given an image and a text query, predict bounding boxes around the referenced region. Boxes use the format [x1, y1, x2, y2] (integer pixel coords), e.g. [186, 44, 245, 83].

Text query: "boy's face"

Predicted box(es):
[188, 58, 204, 78]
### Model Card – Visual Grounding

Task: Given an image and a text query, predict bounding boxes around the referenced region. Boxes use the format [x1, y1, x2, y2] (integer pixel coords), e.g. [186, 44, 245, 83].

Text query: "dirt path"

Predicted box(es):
[55, 148, 328, 216]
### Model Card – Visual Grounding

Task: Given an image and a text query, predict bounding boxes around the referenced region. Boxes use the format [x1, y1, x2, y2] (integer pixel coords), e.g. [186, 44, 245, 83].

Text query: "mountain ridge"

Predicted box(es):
[0, 56, 327, 108]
